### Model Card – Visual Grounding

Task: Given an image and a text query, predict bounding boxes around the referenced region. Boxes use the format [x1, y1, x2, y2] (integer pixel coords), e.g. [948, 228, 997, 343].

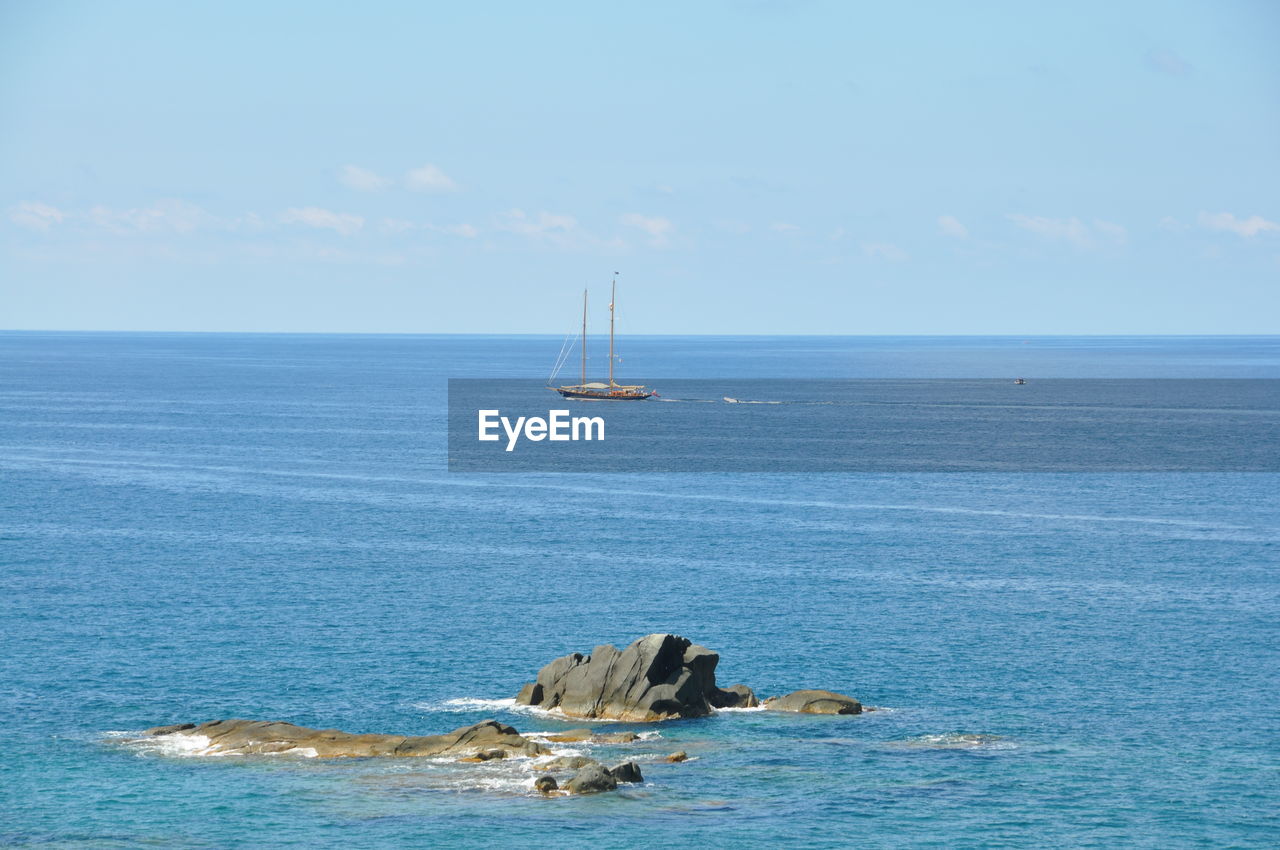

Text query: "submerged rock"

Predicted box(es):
[514, 633, 756, 721]
[533, 775, 558, 794]
[564, 763, 618, 794]
[666, 750, 689, 763]
[139, 719, 549, 759]
[763, 689, 862, 715]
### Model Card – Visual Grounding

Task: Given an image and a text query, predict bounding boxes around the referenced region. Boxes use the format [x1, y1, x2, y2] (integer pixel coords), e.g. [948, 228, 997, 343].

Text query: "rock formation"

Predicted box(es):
[138, 719, 548, 758]
[533, 755, 598, 772]
[762, 689, 862, 715]
[134, 636, 864, 798]
[558, 761, 644, 794]
[514, 633, 758, 721]
[564, 762, 617, 794]
[607, 761, 644, 784]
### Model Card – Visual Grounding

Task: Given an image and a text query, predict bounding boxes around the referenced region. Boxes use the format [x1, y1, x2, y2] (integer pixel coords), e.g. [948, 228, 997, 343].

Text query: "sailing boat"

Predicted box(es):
[551, 276, 654, 400]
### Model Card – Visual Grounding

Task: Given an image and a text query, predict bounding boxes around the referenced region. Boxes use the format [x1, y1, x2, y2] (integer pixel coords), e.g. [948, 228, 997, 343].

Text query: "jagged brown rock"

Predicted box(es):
[139, 719, 549, 758]
[763, 689, 862, 715]
[514, 634, 758, 721]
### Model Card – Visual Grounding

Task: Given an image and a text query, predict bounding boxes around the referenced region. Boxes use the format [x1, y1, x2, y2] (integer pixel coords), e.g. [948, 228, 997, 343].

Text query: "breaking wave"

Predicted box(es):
[884, 733, 1016, 752]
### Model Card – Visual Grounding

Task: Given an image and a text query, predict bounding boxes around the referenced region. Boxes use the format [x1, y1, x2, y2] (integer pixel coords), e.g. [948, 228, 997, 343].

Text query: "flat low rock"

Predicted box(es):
[534, 755, 598, 772]
[140, 719, 549, 758]
[514, 633, 759, 721]
[539, 728, 595, 743]
[763, 689, 862, 715]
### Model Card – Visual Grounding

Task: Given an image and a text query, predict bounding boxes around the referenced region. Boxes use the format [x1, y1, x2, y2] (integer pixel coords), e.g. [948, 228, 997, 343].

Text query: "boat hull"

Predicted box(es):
[554, 388, 653, 401]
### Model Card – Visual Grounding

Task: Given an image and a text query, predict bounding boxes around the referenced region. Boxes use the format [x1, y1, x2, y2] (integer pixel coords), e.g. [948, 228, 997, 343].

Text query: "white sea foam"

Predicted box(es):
[111, 731, 327, 759]
[713, 705, 768, 714]
[412, 697, 612, 723]
[119, 732, 220, 758]
[890, 733, 1017, 751]
[536, 746, 588, 757]
[432, 697, 518, 711]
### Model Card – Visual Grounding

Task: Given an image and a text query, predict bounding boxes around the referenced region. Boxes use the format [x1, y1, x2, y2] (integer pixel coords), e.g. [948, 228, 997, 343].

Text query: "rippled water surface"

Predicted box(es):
[1, 334, 1278, 847]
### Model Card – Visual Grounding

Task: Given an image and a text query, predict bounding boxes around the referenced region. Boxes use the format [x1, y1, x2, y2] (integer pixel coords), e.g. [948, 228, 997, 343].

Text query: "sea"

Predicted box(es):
[1, 333, 1277, 848]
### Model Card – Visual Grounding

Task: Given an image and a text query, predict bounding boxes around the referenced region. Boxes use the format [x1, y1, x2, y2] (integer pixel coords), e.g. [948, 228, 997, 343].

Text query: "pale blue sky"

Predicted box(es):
[2, 0, 1277, 333]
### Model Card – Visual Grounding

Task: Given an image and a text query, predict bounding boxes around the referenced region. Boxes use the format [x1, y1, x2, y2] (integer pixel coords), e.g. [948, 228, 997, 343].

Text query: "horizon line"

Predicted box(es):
[1, 328, 1278, 339]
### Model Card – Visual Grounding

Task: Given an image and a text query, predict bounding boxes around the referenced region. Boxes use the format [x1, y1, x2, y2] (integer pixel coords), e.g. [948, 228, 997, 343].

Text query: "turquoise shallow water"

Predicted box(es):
[1, 334, 1278, 848]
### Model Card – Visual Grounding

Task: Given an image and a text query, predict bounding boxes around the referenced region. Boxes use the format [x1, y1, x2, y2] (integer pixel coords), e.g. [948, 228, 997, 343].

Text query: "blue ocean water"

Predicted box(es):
[1, 333, 1278, 848]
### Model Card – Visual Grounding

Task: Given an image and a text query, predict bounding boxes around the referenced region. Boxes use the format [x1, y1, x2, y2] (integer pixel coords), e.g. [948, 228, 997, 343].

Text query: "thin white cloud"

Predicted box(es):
[621, 213, 674, 246]
[280, 206, 364, 236]
[498, 208, 578, 237]
[441, 223, 478, 238]
[1146, 48, 1191, 76]
[1093, 219, 1128, 244]
[406, 164, 458, 193]
[771, 221, 800, 232]
[495, 209, 623, 252]
[937, 214, 968, 238]
[379, 218, 415, 234]
[89, 200, 208, 234]
[9, 201, 66, 231]
[1198, 211, 1280, 237]
[230, 212, 268, 232]
[1007, 214, 1092, 248]
[1158, 216, 1187, 232]
[378, 218, 478, 237]
[339, 165, 391, 191]
[861, 241, 908, 261]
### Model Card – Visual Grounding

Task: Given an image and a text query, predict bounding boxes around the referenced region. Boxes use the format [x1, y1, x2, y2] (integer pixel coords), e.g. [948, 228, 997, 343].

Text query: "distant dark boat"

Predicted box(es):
[1014, 377, 1027, 385]
[550, 276, 654, 401]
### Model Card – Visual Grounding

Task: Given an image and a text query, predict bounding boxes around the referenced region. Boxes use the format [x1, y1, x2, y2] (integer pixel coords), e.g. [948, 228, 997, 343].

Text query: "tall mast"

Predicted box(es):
[580, 288, 587, 386]
[608, 276, 616, 387]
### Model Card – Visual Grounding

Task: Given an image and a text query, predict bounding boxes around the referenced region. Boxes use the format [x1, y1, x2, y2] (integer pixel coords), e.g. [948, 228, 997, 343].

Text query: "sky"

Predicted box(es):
[1, 0, 1278, 334]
